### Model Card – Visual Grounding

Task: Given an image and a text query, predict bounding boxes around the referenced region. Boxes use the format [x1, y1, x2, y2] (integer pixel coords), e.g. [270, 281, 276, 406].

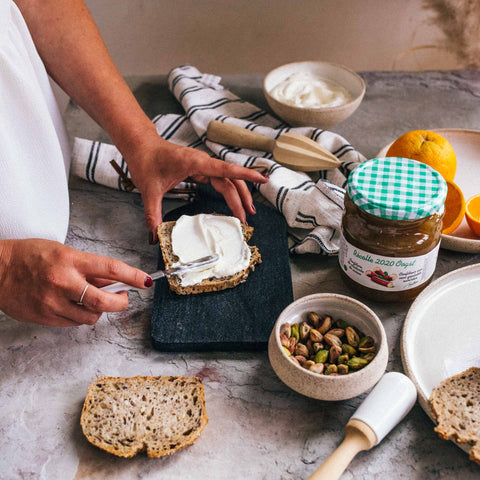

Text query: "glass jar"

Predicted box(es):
[338, 157, 447, 302]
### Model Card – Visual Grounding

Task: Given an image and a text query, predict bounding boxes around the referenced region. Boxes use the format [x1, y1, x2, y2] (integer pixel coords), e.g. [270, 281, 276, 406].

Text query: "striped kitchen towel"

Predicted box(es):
[71, 65, 367, 255]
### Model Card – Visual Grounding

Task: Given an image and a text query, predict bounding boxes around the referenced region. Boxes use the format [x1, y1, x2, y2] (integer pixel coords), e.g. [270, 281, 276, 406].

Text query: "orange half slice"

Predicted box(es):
[442, 181, 466, 235]
[465, 194, 480, 236]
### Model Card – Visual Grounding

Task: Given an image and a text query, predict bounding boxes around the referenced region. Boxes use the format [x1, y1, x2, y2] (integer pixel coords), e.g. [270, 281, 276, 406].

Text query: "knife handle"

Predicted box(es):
[100, 270, 166, 294]
[207, 120, 276, 153]
[99, 255, 217, 295]
[100, 282, 134, 294]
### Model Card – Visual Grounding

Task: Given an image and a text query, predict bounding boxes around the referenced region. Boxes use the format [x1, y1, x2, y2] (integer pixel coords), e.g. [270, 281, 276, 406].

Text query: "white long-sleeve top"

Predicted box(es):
[0, 0, 70, 242]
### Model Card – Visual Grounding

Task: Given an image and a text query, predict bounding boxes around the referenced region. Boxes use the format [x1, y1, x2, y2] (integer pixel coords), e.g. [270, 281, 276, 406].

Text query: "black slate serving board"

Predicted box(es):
[151, 186, 293, 351]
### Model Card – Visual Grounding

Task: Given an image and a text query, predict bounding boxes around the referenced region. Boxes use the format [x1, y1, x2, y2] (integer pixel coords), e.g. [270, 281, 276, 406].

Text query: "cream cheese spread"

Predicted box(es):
[269, 71, 351, 108]
[171, 214, 251, 287]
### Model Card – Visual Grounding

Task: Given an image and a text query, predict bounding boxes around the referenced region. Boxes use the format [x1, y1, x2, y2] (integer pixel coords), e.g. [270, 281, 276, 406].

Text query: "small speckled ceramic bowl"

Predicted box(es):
[263, 61, 365, 129]
[268, 293, 388, 401]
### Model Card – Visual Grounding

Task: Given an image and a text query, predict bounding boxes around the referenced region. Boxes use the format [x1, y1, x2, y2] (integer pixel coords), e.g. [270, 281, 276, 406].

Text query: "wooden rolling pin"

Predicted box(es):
[306, 419, 376, 480]
[206, 120, 341, 172]
[306, 373, 417, 480]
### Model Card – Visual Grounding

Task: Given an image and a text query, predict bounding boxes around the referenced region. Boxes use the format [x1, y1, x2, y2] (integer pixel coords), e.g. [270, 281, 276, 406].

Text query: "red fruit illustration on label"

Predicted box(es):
[366, 268, 397, 288]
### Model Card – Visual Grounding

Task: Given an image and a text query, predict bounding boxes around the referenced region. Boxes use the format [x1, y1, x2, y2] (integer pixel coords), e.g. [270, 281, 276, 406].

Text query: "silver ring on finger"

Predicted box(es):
[76, 284, 89, 306]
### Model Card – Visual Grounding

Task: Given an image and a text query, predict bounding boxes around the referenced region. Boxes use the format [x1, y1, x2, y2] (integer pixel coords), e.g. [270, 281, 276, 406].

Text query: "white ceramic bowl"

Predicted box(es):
[268, 293, 388, 401]
[263, 61, 366, 129]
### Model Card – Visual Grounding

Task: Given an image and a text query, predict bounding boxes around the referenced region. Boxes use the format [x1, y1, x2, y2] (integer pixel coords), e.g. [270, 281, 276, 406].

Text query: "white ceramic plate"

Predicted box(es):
[401, 263, 480, 454]
[376, 129, 480, 254]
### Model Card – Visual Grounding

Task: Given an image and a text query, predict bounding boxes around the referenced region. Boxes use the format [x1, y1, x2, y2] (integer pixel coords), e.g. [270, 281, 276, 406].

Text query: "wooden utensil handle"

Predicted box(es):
[207, 120, 276, 153]
[306, 420, 376, 480]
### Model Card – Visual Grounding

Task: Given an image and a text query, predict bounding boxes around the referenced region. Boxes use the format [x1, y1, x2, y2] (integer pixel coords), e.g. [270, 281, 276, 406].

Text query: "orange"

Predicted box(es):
[442, 181, 465, 234]
[386, 130, 456, 181]
[465, 194, 480, 236]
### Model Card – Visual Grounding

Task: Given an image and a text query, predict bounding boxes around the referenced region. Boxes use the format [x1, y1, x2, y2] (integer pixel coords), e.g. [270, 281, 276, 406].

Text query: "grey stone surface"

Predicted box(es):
[1, 70, 480, 479]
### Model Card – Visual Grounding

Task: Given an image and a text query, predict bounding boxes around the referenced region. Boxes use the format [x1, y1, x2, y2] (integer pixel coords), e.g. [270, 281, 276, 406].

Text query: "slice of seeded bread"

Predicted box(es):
[80, 376, 208, 458]
[429, 367, 480, 464]
[157, 218, 261, 295]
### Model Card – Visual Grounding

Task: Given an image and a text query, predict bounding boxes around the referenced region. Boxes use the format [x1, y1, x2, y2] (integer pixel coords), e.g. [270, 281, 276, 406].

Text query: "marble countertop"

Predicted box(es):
[2, 70, 480, 479]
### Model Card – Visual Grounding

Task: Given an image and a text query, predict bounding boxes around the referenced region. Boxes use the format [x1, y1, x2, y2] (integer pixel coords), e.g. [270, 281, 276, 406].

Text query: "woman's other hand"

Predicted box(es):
[0, 239, 152, 327]
[123, 128, 269, 243]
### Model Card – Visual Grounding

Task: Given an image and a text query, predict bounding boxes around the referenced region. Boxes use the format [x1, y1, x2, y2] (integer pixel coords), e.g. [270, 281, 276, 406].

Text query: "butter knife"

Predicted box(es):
[100, 254, 219, 293]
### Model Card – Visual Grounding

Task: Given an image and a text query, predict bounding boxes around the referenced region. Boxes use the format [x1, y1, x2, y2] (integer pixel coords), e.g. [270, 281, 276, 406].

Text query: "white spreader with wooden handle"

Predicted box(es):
[206, 120, 341, 172]
[306, 372, 417, 480]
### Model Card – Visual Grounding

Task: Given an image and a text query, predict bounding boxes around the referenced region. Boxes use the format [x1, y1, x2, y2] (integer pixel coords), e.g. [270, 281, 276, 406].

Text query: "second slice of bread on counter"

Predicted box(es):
[157, 219, 261, 295]
[80, 376, 208, 458]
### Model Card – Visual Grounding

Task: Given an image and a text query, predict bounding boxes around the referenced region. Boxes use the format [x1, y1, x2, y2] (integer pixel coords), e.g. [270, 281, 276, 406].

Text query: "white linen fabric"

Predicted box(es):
[72, 65, 367, 254]
[0, 0, 70, 242]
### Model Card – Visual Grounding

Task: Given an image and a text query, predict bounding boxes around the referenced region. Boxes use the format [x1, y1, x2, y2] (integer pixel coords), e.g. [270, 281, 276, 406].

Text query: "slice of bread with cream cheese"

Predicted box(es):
[157, 214, 261, 294]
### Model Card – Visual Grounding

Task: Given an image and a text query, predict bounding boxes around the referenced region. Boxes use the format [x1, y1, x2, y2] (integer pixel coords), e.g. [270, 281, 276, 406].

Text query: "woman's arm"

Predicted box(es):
[15, 0, 268, 240]
[14, 0, 153, 156]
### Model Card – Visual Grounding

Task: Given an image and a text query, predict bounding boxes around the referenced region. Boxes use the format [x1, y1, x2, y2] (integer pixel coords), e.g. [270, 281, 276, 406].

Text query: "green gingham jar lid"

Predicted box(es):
[346, 157, 447, 220]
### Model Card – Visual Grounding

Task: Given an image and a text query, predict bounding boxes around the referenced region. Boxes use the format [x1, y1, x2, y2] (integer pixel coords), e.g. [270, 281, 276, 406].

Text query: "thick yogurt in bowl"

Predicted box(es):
[269, 71, 352, 109]
[263, 61, 365, 129]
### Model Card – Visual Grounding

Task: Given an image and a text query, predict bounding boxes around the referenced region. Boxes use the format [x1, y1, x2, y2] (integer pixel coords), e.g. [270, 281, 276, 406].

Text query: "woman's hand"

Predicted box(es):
[122, 128, 269, 243]
[0, 239, 152, 327]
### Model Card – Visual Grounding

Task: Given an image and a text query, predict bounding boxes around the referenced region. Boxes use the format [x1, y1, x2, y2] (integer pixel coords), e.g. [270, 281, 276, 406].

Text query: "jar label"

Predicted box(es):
[338, 235, 440, 291]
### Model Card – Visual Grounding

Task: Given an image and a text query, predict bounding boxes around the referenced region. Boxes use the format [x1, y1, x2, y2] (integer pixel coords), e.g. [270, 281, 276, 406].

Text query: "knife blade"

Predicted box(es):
[100, 254, 219, 294]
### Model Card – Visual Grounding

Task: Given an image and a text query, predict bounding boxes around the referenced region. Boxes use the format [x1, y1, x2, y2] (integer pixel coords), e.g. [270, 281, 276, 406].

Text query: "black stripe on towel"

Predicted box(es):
[291, 180, 312, 191]
[161, 116, 188, 140]
[311, 129, 324, 142]
[85, 142, 95, 182]
[275, 186, 284, 211]
[152, 114, 165, 124]
[274, 126, 290, 140]
[302, 232, 335, 254]
[90, 142, 101, 184]
[185, 98, 245, 119]
[269, 164, 283, 175]
[337, 148, 354, 159]
[279, 187, 289, 213]
[179, 85, 205, 102]
[332, 144, 353, 157]
[296, 212, 320, 227]
[187, 139, 204, 149]
[241, 110, 267, 122]
[170, 73, 202, 92]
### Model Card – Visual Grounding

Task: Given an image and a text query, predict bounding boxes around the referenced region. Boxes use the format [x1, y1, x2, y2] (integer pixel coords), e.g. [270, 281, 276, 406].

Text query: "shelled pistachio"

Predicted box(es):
[345, 326, 360, 347]
[299, 321, 311, 340]
[325, 364, 338, 375]
[291, 323, 299, 342]
[307, 311, 320, 327]
[317, 315, 332, 334]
